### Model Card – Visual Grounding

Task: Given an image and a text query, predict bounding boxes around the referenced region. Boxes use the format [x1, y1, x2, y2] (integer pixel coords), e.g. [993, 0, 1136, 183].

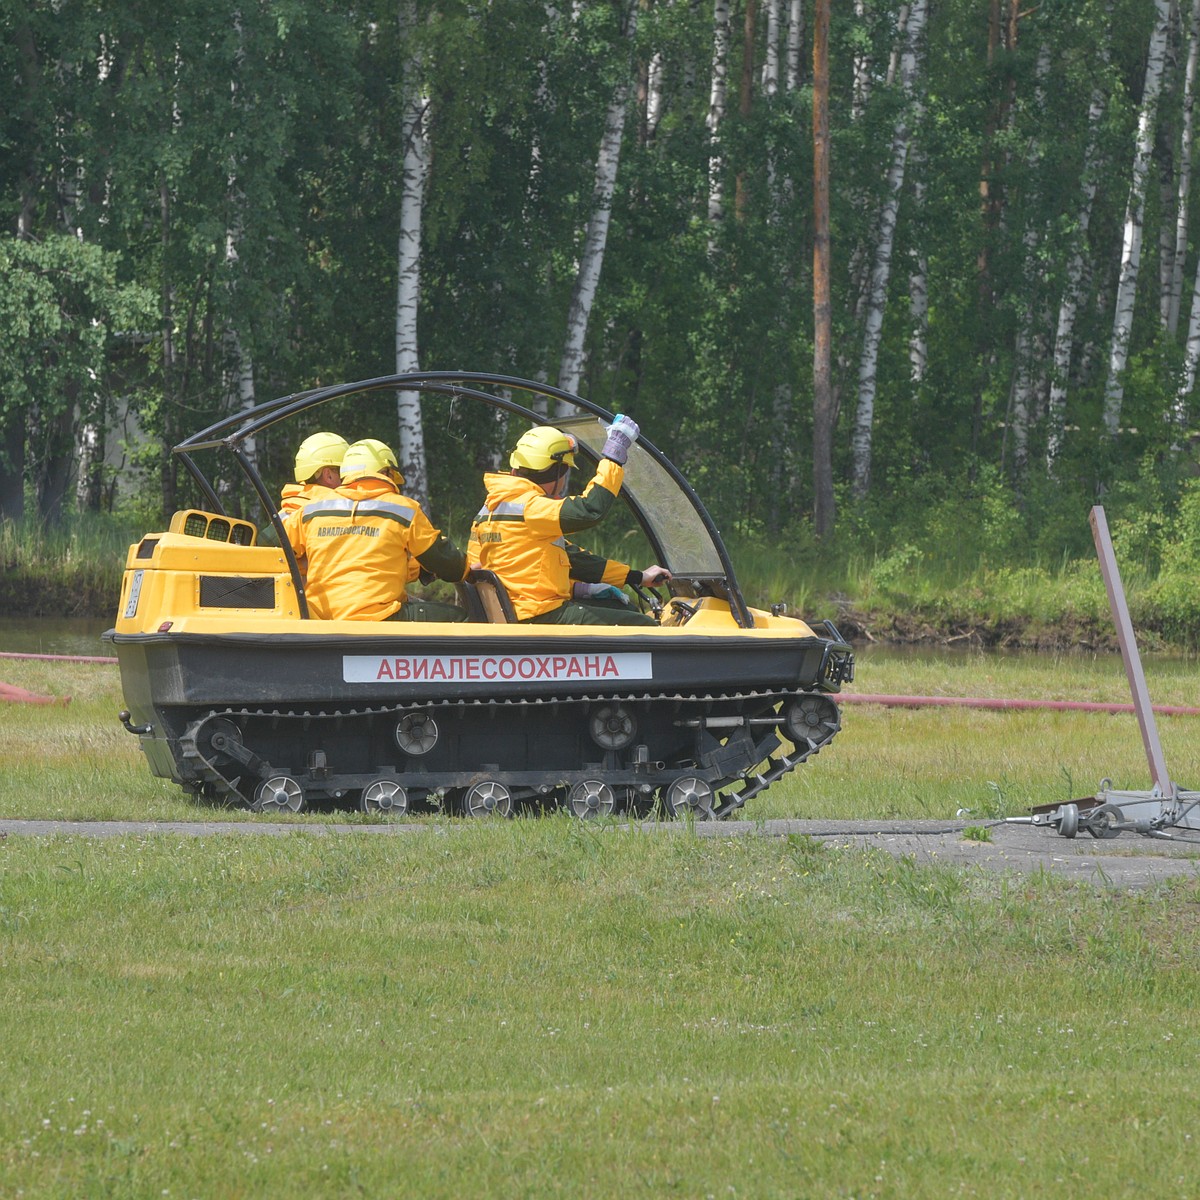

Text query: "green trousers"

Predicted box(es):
[523, 599, 657, 627]
[388, 597, 468, 623]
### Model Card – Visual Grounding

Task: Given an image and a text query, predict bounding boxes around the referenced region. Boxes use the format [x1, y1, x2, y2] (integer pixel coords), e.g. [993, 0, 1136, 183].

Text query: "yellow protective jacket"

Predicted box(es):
[278, 481, 336, 518]
[284, 477, 467, 620]
[469, 459, 636, 621]
[281, 481, 421, 583]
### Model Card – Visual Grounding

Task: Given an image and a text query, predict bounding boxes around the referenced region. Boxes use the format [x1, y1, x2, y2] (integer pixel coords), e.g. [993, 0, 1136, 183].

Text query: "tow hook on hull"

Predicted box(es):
[118, 709, 153, 736]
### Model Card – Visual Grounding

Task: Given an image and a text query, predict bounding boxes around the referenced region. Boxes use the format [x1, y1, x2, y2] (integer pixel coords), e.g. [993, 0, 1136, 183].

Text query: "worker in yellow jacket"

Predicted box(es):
[278, 431, 347, 516]
[284, 438, 467, 621]
[470, 417, 671, 625]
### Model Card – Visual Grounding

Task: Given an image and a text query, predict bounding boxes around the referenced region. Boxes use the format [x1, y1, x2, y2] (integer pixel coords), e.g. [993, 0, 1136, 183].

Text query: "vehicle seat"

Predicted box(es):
[465, 568, 518, 624]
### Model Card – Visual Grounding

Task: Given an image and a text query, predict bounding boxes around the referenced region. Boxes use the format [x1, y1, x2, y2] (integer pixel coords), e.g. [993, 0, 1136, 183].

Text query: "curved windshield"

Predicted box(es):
[556, 415, 725, 577]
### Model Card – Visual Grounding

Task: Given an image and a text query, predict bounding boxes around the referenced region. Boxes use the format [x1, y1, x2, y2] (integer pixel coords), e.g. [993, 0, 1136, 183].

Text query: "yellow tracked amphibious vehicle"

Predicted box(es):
[105, 373, 853, 819]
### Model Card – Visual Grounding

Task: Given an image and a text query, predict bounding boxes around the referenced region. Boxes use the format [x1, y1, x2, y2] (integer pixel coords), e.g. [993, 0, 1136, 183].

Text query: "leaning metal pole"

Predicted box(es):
[1089, 505, 1172, 796]
[1009, 506, 1199, 839]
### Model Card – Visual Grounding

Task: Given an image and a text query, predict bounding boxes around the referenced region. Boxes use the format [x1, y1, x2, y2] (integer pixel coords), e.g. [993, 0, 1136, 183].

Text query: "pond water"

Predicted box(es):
[0, 617, 115, 658]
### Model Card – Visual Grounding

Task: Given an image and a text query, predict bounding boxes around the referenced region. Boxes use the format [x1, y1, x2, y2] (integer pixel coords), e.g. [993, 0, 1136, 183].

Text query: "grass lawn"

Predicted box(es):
[2, 646, 1198, 824]
[1, 650, 1199, 1196]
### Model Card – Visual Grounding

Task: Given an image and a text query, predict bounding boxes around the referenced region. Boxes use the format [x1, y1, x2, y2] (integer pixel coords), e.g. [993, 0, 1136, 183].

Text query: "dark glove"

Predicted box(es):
[601, 414, 639, 465]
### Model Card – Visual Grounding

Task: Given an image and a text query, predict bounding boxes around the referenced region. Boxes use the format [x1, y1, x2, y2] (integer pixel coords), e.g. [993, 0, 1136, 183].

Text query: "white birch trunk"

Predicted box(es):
[785, 0, 804, 91]
[74, 414, 101, 510]
[886, 5, 910, 88]
[223, 217, 257, 469]
[907, 150, 928, 384]
[851, 0, 871, 120]
[646, 50, 665, 138]
[395, 0, 431, 506]
[1103, 0, 1171, 435]
[1046, 73, 1108, 470]
[762, 0, 781, 95]
[706, 0, 731, 237]
[850, 0, 927, 499]
[220, 12, 255, 471]
[1169, 0, 1200, 334]
[1177, 255, 1200, 416]
[557, 4, 637, 400]
[1158, 162, 1176, 330]
[1008, 41, 1051, 479]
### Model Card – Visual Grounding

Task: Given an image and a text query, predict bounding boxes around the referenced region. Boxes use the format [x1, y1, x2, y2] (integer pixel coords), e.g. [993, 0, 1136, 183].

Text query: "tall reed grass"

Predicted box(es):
[0, 514, 138, 616]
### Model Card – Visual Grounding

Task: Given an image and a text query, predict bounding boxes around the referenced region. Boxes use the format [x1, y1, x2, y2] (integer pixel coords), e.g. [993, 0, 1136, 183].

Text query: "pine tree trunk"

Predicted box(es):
[395, 0, 431, 506]
[850, 0, 927, 500]
[1103, 0, 1172, 435]
[812, 0, 835, 539]
[557, 4, 637, 399]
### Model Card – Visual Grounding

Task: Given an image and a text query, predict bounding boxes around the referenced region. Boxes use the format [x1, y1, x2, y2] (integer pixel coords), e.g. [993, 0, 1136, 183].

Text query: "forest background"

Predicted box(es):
[5, 0, 1200, 648]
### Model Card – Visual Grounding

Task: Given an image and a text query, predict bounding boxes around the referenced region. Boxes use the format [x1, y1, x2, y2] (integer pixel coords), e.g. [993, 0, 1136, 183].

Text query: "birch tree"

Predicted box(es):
[1007, 40, 1052, 483]
[557, 2, 637, 400]
[1102, 0, 1171, 436]
[395, 0, 432, 506]
[222, 10, 256, 473]
[851, 0, 873, 120]
[705, 0, 731, 239]
[1178, 261, 1200, 416]
[762, 0, 782, 94]
[1046, 70, 1109, 470]
[785, 0, 805, 90]
[850, 0, 927, 500]
[907, 147, 928, 386]
[1167, 0, 1200, 335]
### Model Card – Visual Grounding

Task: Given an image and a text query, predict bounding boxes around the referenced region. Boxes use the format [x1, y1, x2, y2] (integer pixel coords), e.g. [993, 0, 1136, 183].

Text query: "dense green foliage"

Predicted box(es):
[3, 1, 1200, 594]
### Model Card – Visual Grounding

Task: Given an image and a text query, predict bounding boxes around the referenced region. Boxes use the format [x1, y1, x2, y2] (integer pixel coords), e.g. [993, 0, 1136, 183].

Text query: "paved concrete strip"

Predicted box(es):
[3, 817, 1199, 889]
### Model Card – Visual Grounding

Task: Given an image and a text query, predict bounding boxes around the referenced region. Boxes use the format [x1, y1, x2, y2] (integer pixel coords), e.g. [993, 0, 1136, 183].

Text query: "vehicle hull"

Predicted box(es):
[107, 615, 851, 819]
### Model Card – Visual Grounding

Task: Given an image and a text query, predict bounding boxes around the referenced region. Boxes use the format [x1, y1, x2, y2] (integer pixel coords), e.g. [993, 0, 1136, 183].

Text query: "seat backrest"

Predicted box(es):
[467, 568, 517, 624]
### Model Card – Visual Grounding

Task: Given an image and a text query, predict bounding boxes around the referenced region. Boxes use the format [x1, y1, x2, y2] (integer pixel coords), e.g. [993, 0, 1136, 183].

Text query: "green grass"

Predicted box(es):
[4, 653, 1200, 1194]
[4, 648, 1200, 824]
[2, 826, 1200, 1197]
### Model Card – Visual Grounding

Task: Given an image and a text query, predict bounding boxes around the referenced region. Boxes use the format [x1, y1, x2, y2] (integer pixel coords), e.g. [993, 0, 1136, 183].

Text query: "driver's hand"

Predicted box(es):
[640, 565, 672, 586]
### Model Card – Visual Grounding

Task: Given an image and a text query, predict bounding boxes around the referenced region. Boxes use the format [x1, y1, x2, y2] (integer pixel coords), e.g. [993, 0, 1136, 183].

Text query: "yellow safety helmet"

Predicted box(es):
[340, 438, 405, 486]
[509, 426, 578, 473]
[294, 431, 348, 482]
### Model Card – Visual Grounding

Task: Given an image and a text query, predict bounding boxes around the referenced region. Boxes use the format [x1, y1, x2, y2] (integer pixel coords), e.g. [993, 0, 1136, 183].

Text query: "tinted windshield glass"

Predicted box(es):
[557, 416, 725, 577]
